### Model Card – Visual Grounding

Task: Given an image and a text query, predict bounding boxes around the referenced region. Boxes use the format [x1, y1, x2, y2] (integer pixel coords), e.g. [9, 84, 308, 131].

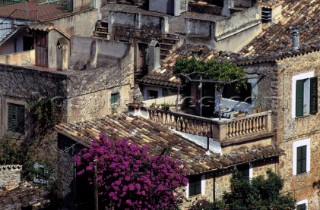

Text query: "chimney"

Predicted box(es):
[148, 40, 161, 72]
[89, 40, 99, 69]
[127, 102, 149, 118]
[221, 0, 234, 17]
[291, 28, 300, 50]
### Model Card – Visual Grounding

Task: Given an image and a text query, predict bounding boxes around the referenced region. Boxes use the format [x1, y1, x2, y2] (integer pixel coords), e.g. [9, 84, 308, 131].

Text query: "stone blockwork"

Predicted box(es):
[0, 165, 22, 190]
[276, 51, 320, 209]
[0, 39, 135, 138]
[181, 159, 279, 208]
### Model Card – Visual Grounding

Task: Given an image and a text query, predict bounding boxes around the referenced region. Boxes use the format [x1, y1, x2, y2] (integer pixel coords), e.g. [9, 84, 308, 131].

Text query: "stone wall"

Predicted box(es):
[0, 165, 22, 190]
[181, 158, 279, 208]
[276, 51, 320, 209]
[66, 40, 135, 122]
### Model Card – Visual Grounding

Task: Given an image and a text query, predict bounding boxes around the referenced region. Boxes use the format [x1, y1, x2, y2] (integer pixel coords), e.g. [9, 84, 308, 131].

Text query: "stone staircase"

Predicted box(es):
[159, 34, 180, 59]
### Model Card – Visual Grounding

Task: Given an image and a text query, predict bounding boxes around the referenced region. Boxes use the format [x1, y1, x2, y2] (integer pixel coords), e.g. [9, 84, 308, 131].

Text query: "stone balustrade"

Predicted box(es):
[147, 109, 272, 142]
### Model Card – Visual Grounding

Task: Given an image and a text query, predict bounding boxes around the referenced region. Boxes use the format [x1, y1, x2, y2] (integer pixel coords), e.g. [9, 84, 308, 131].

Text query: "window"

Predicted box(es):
[292, 72, 318, 118]
[293, 139, 310, 175]
[223, 83, 252, 103]
[296, 199, 308, 210]
[186, 175, 205, 198]
[237, 163, 252, 179]
[296, 146, 307, 174]
[147, 90, 158, 99]
[7, 103, 25, 133]
[111, 93, 120, 104]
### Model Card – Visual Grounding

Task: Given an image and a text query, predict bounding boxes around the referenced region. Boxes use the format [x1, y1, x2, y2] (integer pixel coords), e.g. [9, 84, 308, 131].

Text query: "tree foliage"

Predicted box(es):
[222, 169, 295, 210]
[74, 135, 188, 210]
[173, 58, 246, 90]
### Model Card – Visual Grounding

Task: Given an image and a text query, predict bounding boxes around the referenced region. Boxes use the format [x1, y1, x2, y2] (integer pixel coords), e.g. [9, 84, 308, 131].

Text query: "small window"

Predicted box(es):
[296, 145, 307, 174]
[111, 93, 120, 104]
[237, 164, 250, 179]
[7, 103, 25, 133]
[188, 176, 201, 197]
[147, 90, 158, 99]
[296, 199, 308, 210]
[295, 77, 318, 117]
[293, 139, 310, 176]
[297, 203, 307, 210]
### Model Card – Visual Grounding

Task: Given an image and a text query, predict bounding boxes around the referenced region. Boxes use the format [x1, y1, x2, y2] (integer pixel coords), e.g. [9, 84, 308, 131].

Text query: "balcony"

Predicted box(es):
[147, 108, 273, 143]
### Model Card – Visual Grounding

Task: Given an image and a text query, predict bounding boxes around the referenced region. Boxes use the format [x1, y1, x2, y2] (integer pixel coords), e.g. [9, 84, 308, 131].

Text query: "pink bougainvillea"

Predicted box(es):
[74, 134, 188, 209]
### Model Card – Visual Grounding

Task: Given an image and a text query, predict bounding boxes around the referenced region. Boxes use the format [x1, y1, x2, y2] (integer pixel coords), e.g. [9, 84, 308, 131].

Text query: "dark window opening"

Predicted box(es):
[138, 43, 148, 70]
[147, 90, 158, 99]
[237, 164, 250, 179]
[297, 203, 307, 210]
[223, 83, 252, 104]
[8, 103, 25, 133]
[23, 36, 34, 51]
[188, 176, 201, 196]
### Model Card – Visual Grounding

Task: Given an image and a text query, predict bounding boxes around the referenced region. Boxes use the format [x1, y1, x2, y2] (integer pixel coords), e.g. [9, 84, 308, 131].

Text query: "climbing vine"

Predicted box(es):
[29, 98, 62, 137]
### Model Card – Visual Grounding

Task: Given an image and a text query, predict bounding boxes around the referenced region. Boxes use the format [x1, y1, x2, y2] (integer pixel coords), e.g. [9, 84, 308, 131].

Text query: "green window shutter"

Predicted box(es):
[297, 203, 306, 210]
[7, 104, 15, 131]
[17, 105, 25, 133]
[7, 103, 25, 133]
[297, 146, 307, 174]
[310, 77, 318, 115]
[296, 80, 304, 117]
[111, 93, 120, 104]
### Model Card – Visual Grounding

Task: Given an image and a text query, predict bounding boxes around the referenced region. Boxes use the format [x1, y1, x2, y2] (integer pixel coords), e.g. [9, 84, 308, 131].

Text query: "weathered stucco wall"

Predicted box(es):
[276, 51, 320, 208]
[69, 36, 130, 70]
[149, 0, 174, 15]
[66, 42, 135, 122]
[0, 50, 35, 66]
[52, 10, 98, 37]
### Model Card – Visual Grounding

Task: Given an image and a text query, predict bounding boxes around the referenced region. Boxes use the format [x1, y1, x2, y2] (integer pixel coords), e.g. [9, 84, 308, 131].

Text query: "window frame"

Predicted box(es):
[296, 199, 308, 210]
[7, 103, 25, 133]
[186, 175, 205, 198]
[292, 72, 317, 118]
[237, 163, 253, 180]
[110, 92, 120, 105]
[293, 139, 310, 175]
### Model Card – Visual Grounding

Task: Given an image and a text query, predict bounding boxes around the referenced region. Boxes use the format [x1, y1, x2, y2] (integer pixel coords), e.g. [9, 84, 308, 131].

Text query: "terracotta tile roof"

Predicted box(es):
[0, 182, 49, 209]
[139, 41, 320, 87]
[55, 113, 284, 174]
[0, 2, 69, 21]
[258, 0, 284, 9]
[242, 0, 320, 55]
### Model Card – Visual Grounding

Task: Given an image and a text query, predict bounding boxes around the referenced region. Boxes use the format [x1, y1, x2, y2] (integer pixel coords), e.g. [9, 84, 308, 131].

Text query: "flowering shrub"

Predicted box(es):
[74, 134, 188, 209]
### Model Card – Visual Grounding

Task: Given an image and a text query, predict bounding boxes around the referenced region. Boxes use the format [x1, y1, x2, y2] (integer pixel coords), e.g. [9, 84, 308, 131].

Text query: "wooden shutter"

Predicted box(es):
[296, 80, 304, 117]
[7, 104, 15, 131]
[297, 145, 307, 174]
[7, 103, 25, 133]
[310, 77, 318, 115]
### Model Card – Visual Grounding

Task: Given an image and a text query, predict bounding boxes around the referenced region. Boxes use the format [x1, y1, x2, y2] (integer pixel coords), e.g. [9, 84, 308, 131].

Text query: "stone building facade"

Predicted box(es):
[0, 37, 135, 140]
[0, 165, 22, 190]
[276, 50, 320, 209]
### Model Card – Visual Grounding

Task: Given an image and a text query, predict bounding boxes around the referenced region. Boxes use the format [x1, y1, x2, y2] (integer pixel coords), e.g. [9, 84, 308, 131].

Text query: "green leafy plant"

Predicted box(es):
[29, 98, 62, 137]
[222, 169, 295, 210]
[0, 138, 28, 165]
